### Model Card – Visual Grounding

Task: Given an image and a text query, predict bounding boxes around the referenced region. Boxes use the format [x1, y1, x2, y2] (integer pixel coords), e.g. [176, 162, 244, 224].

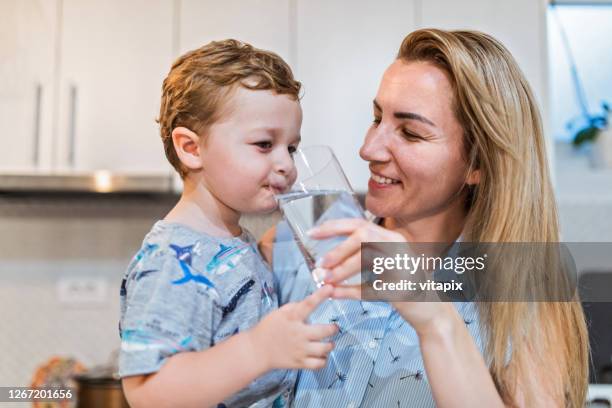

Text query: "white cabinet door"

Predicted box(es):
[419, 0, 547, 111]
[55, 0, 174, 174]
[0, 0, 57, 172]
[296, 0, 417, 192]
[171, 0, 292, 193]
[419, 0, 550, 166]
[179, 0, 291, 63]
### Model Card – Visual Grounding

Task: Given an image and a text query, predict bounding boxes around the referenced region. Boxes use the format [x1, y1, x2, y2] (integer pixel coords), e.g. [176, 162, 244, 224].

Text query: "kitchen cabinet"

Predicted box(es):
[419, 0, 547, 109]
[0, 0, 58, 172]
[55, 0, 174, 173]
[171, 0, 293, 193]
[419, 0, 552, 166]
[0, 0, 174, 176]
[295, 0, 417, 191]
[1, 0, 550, 182]
[178, 0, 292, 63]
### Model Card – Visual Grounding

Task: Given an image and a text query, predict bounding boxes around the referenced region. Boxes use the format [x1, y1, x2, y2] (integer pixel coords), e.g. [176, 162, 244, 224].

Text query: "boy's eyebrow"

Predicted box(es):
[252, 127, 301, 144]
[373, 99, 436, 127]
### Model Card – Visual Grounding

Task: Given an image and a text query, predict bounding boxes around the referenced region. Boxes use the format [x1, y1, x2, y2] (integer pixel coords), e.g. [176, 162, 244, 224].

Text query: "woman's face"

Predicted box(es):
[360, 59, 474, 223]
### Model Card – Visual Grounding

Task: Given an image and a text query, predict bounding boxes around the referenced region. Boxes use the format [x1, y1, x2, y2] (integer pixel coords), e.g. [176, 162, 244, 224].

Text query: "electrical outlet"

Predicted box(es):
[56, 277, 108, 304]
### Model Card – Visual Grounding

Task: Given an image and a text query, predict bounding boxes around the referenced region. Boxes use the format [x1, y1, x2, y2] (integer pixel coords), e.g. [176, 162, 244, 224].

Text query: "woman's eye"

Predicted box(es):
[401, 129, 423, 141]
[372, 117, 381, 126]
[254, 141, 273, 150]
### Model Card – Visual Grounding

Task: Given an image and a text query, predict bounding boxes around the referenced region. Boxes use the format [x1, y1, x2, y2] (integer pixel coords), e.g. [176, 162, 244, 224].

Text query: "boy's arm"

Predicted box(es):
[122, 329, 266, 408]
[123, 285, 337, 408]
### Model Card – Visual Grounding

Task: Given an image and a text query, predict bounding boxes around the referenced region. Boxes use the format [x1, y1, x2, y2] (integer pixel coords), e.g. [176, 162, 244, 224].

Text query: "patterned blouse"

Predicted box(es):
[272, 220, 486, 408]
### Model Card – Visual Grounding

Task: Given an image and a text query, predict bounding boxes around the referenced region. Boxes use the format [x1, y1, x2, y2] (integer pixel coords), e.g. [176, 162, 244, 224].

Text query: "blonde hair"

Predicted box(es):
[158, 39, 301, 178]
[397, 29, 588, 407]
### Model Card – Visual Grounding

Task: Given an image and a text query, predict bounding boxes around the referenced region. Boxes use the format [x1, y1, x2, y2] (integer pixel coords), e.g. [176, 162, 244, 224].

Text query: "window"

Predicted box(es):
[547, 4, 612, 142]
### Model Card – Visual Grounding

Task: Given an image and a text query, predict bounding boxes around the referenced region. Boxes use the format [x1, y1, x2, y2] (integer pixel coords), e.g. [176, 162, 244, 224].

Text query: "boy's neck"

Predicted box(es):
[164, 179, 243, 238]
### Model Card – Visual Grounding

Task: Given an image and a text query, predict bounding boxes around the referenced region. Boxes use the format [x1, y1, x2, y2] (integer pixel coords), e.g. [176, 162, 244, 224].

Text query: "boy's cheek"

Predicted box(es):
[287, 168, 298, 188]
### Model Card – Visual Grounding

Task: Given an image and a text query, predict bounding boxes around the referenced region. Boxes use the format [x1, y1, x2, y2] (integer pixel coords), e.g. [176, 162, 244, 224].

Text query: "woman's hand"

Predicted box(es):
[309, 218, 458, 336]
[309, 218, 403, 293]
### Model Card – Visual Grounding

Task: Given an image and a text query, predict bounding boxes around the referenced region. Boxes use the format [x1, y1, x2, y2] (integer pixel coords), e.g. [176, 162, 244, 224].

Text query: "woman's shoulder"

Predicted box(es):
[258, 225, 276, 265]
[258, 221, 302, 264]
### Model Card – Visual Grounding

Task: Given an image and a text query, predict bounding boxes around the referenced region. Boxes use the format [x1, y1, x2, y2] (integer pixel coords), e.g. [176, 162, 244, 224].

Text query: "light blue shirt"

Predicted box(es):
[119, 221, 294, 408]
[272, 221, 486, 408]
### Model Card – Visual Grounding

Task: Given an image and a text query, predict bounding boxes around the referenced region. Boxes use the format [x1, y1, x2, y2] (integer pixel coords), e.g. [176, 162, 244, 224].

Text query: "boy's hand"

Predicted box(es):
[248, 285, 338, 371]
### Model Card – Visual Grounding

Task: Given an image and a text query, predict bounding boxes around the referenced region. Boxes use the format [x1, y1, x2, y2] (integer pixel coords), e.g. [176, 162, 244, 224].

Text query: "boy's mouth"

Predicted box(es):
[264, 184, 288, 195]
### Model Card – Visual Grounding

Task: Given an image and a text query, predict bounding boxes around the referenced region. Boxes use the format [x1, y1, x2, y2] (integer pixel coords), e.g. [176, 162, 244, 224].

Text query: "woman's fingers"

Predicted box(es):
[317, 221, 403, 269]
[319, 229, 364, 269]
[326, 253, 362, 284]
[308, 218, 369, 239]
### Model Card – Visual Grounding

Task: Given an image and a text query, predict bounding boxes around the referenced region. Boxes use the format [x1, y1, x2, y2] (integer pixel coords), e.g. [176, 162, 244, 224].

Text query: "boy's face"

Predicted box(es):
[199, 87, 302, 214]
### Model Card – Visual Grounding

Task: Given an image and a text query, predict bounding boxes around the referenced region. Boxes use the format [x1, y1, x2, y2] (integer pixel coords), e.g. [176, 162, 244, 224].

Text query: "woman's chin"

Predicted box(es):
[365, 195, 394, 218]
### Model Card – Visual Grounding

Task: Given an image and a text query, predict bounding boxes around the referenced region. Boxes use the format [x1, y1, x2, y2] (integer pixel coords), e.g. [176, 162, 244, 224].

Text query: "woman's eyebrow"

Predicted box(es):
[373, 99, 436, 127]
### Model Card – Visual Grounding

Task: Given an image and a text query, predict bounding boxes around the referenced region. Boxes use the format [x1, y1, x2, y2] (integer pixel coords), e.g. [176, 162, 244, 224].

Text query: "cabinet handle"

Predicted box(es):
[32, 83, 42, 166]
[68, 85, 77, 167]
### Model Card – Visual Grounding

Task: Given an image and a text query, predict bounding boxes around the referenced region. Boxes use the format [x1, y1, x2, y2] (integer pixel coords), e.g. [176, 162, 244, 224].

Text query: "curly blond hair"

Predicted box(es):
[158, 39, 301, 178]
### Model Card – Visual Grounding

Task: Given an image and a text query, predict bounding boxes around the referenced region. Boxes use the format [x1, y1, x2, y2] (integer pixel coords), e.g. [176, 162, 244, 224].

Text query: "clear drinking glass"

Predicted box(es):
[276, 145, 366, 286]
[276, 146, 367, 374]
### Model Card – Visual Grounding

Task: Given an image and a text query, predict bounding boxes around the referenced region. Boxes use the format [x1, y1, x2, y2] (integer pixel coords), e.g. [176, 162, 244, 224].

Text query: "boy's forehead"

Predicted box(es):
[218, 86, 302, 127]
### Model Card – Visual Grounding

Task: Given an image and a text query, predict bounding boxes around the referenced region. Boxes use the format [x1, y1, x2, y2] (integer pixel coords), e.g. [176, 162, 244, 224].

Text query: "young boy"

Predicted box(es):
[119, 39, 337, 408]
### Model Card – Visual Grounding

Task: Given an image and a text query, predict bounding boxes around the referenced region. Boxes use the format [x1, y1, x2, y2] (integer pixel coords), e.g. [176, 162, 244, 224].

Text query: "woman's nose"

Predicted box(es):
[359, 126, 391, 163]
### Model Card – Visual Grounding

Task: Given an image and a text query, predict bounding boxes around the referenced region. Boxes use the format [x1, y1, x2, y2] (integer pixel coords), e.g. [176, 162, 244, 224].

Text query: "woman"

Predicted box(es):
[262, 29, 588, 407]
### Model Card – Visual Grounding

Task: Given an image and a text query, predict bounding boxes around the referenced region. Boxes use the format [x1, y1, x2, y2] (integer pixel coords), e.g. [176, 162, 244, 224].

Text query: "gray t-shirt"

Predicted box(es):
[119, 221, 294, 407]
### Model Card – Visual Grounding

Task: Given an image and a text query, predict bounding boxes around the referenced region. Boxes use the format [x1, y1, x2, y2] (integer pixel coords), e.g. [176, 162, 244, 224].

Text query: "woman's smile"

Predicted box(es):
[368, 171, 402, 191]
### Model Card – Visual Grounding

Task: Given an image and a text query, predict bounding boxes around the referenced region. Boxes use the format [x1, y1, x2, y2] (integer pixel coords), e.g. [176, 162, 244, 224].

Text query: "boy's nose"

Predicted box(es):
[273, 150, 294, 175]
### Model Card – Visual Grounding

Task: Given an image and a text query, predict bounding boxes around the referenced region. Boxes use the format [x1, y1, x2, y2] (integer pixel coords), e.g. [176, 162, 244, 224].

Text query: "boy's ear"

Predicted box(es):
[172, 126, 203, 171]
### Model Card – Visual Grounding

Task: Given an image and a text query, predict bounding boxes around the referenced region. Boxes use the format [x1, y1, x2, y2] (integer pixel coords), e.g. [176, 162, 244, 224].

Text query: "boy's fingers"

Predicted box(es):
[305, 323, 338, 340]
[306, 341, 334, 358]
[296, 285, 333, 320]
[302, 357, 328, 371]
[331, 285, 362, 300]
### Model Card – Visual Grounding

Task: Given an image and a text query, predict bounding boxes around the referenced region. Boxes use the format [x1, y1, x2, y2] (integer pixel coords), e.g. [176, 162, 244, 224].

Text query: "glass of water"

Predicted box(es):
[276, 145, 366, 287]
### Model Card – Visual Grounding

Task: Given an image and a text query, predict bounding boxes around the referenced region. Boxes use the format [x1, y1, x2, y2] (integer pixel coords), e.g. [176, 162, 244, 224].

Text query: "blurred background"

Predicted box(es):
[1, 0, 611, 406]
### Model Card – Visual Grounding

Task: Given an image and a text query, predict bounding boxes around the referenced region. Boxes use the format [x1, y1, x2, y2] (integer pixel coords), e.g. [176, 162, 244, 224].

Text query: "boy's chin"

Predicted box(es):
[243, 200, 279, 215]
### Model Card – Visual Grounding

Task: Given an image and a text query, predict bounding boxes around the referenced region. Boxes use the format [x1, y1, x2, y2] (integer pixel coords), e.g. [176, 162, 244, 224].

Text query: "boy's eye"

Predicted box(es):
[254, 141, 273, 150]
[288, 145, 298, 155]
